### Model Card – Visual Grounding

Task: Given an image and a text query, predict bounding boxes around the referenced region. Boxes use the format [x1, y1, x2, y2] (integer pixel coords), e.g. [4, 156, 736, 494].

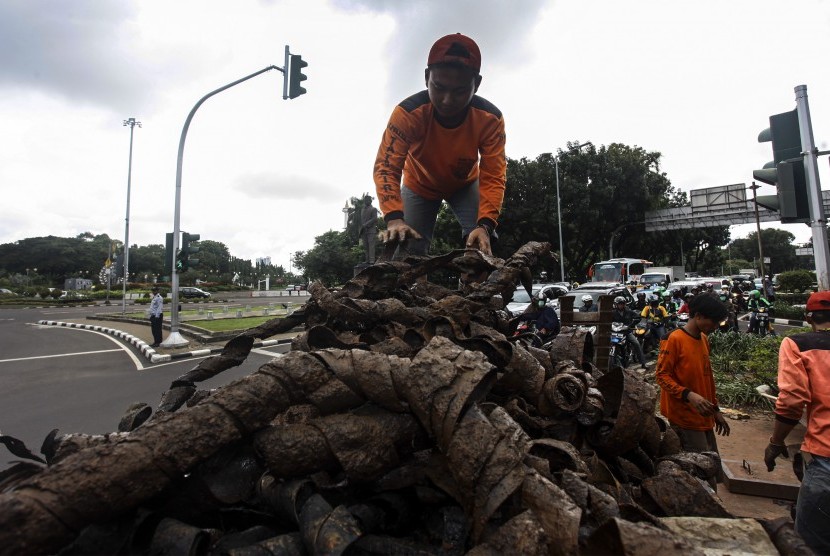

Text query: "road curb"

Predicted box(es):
[737, 314, 807, 327]
[37, 320, 292, 363]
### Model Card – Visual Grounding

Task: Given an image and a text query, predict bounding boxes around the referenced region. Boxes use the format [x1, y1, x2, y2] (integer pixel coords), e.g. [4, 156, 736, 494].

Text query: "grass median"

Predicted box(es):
[187, 316, 277, 332]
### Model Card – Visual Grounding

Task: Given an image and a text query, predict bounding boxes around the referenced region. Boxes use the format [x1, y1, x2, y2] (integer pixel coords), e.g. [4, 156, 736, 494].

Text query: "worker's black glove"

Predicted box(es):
[764, 441, 790, 472]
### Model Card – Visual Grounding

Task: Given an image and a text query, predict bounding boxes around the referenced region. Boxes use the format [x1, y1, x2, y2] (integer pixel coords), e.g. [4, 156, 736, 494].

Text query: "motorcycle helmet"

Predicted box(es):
[719, 293, 729, 302]
[613, 296, 627, 305]
[581, 294, 593, 304]
[637, 291, 646, 299]
[662, 290, 672, 298]
[535, 297, 547, 310]
[684, 293, 694, 301]
[751, 289, 761, 299]
[648, 294, 659, 304]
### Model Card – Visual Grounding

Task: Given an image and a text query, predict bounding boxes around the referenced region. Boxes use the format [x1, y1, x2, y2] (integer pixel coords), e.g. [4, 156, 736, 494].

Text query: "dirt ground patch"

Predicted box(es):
[713, 407, 806, 520]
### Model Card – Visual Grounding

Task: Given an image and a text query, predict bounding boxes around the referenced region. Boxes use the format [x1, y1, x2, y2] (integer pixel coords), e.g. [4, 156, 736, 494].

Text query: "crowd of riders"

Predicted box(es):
[512, 273, 776, 355]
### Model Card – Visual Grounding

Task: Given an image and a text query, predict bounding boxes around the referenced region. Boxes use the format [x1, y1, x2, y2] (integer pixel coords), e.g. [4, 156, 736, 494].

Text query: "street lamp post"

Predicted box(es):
[162, 64, 283, 348]
[554, 142, 592, 282]
[122, 117, 141, 315]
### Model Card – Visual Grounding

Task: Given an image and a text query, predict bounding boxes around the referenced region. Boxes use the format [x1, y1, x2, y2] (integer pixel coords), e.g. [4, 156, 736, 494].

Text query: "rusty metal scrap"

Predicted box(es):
[0, 240, 786, 555]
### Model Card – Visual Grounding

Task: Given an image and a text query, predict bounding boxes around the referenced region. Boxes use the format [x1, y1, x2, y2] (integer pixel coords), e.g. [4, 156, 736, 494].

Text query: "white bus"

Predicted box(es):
[588, 258, 653, 285]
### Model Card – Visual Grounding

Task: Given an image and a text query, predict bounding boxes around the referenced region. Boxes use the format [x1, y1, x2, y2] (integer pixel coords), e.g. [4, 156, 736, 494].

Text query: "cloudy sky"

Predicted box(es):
[1, 0, 829, 272]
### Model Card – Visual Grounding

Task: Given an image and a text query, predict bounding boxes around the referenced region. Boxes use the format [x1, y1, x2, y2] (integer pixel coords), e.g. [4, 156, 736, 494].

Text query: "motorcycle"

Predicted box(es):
[635, 320, 661, 355]
[610, 321, 635, 368]
[749, 306, 772, 337]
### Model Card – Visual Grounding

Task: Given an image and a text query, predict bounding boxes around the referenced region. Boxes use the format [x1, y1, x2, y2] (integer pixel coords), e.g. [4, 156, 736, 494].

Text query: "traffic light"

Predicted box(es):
[165, 232, 174, 273]
[177, 232, 201, 272]
[288, 54, 308, 99]
[753, 108, 810, 223]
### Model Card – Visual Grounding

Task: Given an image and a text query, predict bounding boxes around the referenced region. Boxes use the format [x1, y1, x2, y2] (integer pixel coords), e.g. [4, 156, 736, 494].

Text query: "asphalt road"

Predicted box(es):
[0, 304, 287, 471]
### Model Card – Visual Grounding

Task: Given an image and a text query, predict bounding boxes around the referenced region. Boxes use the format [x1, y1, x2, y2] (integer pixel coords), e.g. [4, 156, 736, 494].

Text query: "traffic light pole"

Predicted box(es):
[795, 85, 830, 290]
[162, 64, 284, 348]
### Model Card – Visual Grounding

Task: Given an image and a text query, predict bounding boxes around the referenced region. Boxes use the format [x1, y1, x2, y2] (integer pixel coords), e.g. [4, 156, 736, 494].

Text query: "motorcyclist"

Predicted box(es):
[662, 290, 678, 313]
[516, 292, 561, 339]
[719, 285, 739, 332]
[579, 294, 598, 313]
[670, 288, 684, 310]
[641, 294, 669, 340]
[678, 292, 694, 315]
[747, 289, 773, 334]
[634, 291, 648, 311]
[612, 295, 647, 368]
[731, 283, 747, 312]
[662, 290, 679, 331]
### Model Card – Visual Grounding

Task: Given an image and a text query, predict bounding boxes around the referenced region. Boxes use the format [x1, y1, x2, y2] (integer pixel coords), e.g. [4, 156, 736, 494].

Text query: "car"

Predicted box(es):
[563, 282, 635, 310]
[666, 279, 706, 295]
[505, 283, 568, 316]
[754, 278, 764, 291]
[180, 286, 211, 298]
[0, 288, 15, 296]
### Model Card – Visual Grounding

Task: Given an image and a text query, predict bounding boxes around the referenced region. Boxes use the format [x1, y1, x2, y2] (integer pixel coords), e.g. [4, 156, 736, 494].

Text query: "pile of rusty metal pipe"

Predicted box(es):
[0, 242, 794, 555]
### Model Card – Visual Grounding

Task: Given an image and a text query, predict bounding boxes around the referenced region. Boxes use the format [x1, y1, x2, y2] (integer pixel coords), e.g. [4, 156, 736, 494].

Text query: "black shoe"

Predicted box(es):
[150, 343, 160, 348]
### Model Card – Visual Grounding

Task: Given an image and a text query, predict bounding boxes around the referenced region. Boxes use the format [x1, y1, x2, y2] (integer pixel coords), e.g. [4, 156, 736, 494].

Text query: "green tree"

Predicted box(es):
[729, 228, 797, 275]
[293, 231, 362, 286]
[129, 244, 165, 280]
[497, 142, 729, 281]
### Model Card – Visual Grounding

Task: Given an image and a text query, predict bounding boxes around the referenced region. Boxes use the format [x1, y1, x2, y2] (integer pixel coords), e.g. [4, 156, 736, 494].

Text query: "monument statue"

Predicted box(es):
[360, 195, 379, 263]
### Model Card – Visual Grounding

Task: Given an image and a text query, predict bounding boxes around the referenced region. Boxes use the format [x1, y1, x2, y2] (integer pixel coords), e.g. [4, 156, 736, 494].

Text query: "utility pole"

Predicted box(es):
[749, 182, 766, 280]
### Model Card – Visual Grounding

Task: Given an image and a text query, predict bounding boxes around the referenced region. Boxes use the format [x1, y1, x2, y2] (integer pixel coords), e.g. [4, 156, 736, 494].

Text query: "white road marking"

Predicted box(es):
[19, 326, 146, 370]
[0, 348, 122, 363]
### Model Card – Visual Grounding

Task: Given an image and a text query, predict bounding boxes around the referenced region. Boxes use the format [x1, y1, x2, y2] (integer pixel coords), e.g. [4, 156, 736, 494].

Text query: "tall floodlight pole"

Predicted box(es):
[122, 117, 141, 314]
[162, 64, 283, 347]
[554, 142, 592, 282]
[794, 85, 830, 290]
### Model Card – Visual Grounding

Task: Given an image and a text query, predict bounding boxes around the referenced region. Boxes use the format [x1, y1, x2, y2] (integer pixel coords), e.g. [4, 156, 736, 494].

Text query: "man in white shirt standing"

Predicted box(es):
[149, 286, 164, 347]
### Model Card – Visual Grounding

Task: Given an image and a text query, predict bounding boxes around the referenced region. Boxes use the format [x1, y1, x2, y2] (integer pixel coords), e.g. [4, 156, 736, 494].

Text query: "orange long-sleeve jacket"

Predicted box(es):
[373, 90, 506, 227]
[655, 328, 718, 431]
[776, 332, 830, 458]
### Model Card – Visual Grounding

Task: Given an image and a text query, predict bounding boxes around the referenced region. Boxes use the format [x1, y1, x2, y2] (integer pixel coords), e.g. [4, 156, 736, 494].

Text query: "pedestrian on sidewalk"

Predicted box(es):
[149, 287, 164, 347]
[655, 292, 731, 489]
[764, 290, 830, 553]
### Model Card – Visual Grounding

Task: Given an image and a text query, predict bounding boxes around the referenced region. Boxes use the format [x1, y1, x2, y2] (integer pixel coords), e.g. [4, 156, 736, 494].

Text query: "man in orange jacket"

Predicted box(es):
[765, 290, 830, 552]
[373, 33, 506, 257]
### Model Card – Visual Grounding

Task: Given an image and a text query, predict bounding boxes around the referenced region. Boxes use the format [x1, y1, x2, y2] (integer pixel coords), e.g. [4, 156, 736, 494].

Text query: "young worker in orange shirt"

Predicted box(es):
[655, 292, 731, 487]
[373, 33, 506, 257]
[764, 291, 830, 553]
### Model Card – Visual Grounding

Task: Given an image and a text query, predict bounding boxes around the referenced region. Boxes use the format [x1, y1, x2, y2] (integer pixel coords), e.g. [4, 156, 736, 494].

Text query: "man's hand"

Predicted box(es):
[764, 442, 790, 472]
[714, 411, 731, 436]
[687, 391, 715, 416]
[466, 226, 492, 256]
[379, 219, 422, 244]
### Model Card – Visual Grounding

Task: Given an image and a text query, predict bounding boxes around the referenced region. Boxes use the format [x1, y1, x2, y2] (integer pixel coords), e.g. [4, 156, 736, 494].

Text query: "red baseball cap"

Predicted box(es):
[806, 291, 830, 312]
[427, 33, 481, 72]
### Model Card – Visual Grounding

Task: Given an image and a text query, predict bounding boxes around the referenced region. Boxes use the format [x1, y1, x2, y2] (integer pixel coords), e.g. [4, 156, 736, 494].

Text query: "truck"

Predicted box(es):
[637, 266, 686, 291]
[739, 268, 758, 279]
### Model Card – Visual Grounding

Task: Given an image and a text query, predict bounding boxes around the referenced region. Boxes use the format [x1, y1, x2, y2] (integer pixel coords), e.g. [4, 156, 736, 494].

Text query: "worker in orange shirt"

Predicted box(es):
[655, 292, 731, 489]
[373, 33, 506, 258]
[764, 291, 830, 553]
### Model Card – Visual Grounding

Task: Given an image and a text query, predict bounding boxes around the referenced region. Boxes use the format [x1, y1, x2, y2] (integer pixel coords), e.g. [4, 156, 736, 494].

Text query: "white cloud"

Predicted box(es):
[1, 0, 828, 272]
